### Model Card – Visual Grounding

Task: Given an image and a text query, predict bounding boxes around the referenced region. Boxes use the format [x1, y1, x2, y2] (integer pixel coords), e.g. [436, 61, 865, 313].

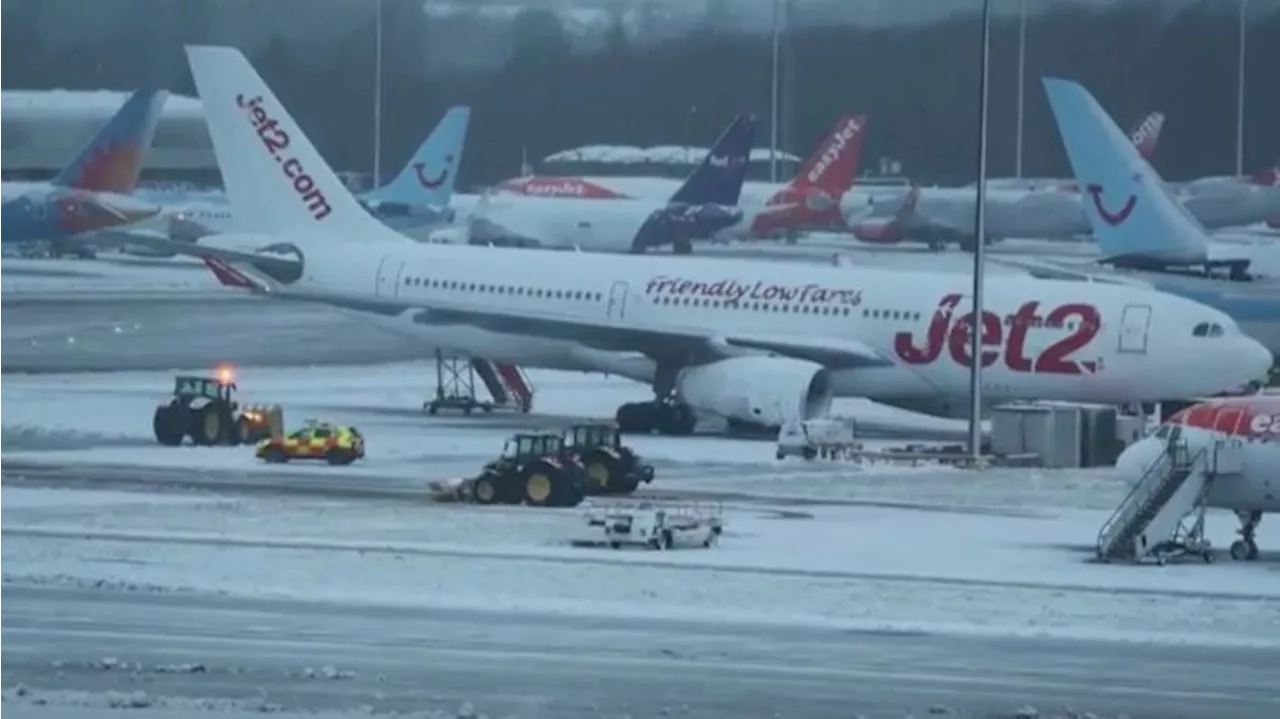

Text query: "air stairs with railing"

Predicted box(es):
[425, 350, 535, 415]
[1097, 435, 1246, 565]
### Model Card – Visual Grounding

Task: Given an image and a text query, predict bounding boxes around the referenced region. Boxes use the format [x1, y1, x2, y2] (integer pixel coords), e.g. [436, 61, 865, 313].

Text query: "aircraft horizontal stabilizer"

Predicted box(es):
[96, 231, 300, 280]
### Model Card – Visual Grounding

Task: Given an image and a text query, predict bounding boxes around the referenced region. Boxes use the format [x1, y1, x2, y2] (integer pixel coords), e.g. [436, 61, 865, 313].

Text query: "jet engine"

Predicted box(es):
[676, 356, 834, 428]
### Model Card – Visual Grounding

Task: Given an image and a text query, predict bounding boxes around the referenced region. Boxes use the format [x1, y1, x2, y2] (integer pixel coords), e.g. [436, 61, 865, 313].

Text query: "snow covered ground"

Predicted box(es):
[1, 257, 221, 296]
[5, 485, 1279, 649]
[1, 362, 977, 476]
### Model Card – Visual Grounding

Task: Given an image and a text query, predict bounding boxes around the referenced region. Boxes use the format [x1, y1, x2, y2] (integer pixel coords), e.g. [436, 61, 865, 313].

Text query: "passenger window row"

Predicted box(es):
[402, 276, 605, 302]
[653, 295, 855, 316]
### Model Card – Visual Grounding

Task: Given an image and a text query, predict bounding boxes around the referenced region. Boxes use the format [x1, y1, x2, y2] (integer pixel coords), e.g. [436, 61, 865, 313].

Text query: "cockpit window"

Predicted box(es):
[1192, 322, 1225, 337]
[1153, 425, 1171, 439]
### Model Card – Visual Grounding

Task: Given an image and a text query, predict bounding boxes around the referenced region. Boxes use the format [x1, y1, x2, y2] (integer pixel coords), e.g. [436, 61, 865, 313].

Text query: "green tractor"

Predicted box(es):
[563, 422, 655, 496]
[469, 432, 589, 508]
[152, 374, 280, 447]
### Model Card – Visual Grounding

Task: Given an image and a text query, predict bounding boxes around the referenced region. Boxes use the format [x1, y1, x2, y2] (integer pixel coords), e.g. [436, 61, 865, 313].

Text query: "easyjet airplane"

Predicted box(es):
[182, 45, 1272, 437]
[496, 114, 880, 240]
[1115, 395, 1280, 561]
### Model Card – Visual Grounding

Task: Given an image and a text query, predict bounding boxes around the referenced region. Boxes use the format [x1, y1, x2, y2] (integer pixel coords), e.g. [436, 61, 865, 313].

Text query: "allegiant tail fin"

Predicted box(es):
[362, 106, 471, 207]
[50, 88, 168, 194]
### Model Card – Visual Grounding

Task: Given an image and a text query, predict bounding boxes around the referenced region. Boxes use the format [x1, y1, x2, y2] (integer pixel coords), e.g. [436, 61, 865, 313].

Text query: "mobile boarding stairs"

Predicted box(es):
[1096, 431, 1246, 565]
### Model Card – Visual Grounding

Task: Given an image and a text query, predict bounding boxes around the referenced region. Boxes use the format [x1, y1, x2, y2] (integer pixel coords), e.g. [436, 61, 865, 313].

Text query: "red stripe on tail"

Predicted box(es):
[494, 362, 534, 410]
[202, 255, 260, 290]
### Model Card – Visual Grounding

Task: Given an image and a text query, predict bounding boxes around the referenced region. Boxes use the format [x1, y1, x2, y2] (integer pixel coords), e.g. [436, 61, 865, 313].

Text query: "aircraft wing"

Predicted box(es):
[395, 295, 894, 369]
[990, 254, 1154, 287]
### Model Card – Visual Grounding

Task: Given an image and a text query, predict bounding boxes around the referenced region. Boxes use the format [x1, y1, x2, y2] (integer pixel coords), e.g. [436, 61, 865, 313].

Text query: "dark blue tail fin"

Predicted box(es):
[668, 114, 755, 206]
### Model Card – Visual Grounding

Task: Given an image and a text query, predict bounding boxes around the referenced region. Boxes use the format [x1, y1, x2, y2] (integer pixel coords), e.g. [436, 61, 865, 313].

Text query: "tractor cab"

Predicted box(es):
[564, 422, 621, 451]
[173, 375, 238, 408]
[503, 432, 565, 461]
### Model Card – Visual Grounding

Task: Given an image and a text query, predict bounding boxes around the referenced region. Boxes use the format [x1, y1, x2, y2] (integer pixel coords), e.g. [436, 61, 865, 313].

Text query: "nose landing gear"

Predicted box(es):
[1229, 510, 1262, 561]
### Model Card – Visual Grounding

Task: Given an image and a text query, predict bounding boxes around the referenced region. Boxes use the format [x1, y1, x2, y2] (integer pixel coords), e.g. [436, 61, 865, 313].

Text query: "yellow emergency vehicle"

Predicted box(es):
[255, 420, 365, 465]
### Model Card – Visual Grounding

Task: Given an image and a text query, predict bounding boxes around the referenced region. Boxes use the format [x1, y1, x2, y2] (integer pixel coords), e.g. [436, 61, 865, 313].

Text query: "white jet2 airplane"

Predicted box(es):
[183, 45, 1272, 436]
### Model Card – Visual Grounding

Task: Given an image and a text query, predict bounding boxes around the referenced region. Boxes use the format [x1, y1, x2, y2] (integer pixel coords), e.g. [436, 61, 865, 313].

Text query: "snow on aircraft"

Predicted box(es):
[495, 114, 878, 240]
[983, 78, 1280, 363]
[981, 111, 1166, 192]
[1041, 78, 1280, 280]
[1, 89, 168, 254]
[446, 114, 757, 254]
[849, 110, 1278, 250]
[182, 45, 1270, 437]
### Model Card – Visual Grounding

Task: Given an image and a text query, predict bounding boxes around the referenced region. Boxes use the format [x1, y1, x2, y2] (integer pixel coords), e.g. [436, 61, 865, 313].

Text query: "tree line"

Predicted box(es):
[3, 0, 1277, 188]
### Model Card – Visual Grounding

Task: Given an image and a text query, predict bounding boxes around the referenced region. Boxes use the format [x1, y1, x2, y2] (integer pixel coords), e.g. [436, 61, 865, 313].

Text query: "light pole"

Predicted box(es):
[373, 0, 384, 187]
[769, 0, 782, 183]
[1014, 0, 1026, 178]
[969, 0, 992, 461]
[1235, 0, 1248, 176]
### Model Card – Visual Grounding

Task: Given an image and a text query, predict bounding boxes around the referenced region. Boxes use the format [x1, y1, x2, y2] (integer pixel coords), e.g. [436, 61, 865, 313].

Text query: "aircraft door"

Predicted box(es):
[606, 281, 629, 321]
[1118, 304, 1152, 354]
[375, 256, 406, 298]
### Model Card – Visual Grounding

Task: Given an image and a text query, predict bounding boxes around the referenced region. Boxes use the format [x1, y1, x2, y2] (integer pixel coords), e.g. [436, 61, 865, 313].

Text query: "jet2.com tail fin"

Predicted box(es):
[1128, 111, 1165, 161]
[1042, 77, 1208, 267]
[184, 45, 397, 241]
[668, 114, 755, 207]
[363, 106, 471, 208]
[50, 88, 168, 194]
[789, 114, 867, 194]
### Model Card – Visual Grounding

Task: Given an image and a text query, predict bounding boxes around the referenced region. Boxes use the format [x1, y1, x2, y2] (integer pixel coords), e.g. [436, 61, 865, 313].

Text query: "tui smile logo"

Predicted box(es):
[414, 156, 453, 189]
[1085, 183, 1137, 226]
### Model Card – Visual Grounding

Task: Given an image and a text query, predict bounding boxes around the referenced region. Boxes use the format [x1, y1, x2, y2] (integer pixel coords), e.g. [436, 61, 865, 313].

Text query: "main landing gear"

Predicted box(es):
[616, 397, 696, 436]
[1229, 510, 1263, 561]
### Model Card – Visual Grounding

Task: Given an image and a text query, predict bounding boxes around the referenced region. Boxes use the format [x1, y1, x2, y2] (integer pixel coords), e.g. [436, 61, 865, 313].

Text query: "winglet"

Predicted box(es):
[202, 254, 269, 292]
[668, 114, 756, 206]
[50, 88, 168, 194]
[1042, 77, 1208, 267]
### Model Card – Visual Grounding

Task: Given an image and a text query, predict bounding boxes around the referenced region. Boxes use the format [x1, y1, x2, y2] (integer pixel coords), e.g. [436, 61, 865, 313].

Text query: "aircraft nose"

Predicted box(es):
[1115, 437, 1159, 478]
[1238, 336, 1275, 388]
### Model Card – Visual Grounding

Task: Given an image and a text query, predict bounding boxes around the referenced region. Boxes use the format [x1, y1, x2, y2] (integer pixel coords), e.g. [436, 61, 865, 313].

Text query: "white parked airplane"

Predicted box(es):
[1043, 77, 1270, 280]
[183, 45, 1272, 436]
[1114, 395, 1279, 561]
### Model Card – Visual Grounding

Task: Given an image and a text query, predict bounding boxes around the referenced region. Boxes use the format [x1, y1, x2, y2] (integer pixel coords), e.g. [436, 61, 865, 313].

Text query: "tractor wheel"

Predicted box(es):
[521, 461, 584, 508]
[325, 448, 356, 466]
[192, 404, 230, 446]
[473, 471, 504, 505]
[152, 404, 185, 447]
[262, 446, 288, 463]
[583, 451, 617, 495]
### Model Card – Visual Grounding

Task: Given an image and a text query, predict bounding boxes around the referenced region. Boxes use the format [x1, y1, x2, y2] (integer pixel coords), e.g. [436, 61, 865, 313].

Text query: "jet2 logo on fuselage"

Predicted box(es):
[894, 294, 1102, 375]
[1248, 413, 1280, 436]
